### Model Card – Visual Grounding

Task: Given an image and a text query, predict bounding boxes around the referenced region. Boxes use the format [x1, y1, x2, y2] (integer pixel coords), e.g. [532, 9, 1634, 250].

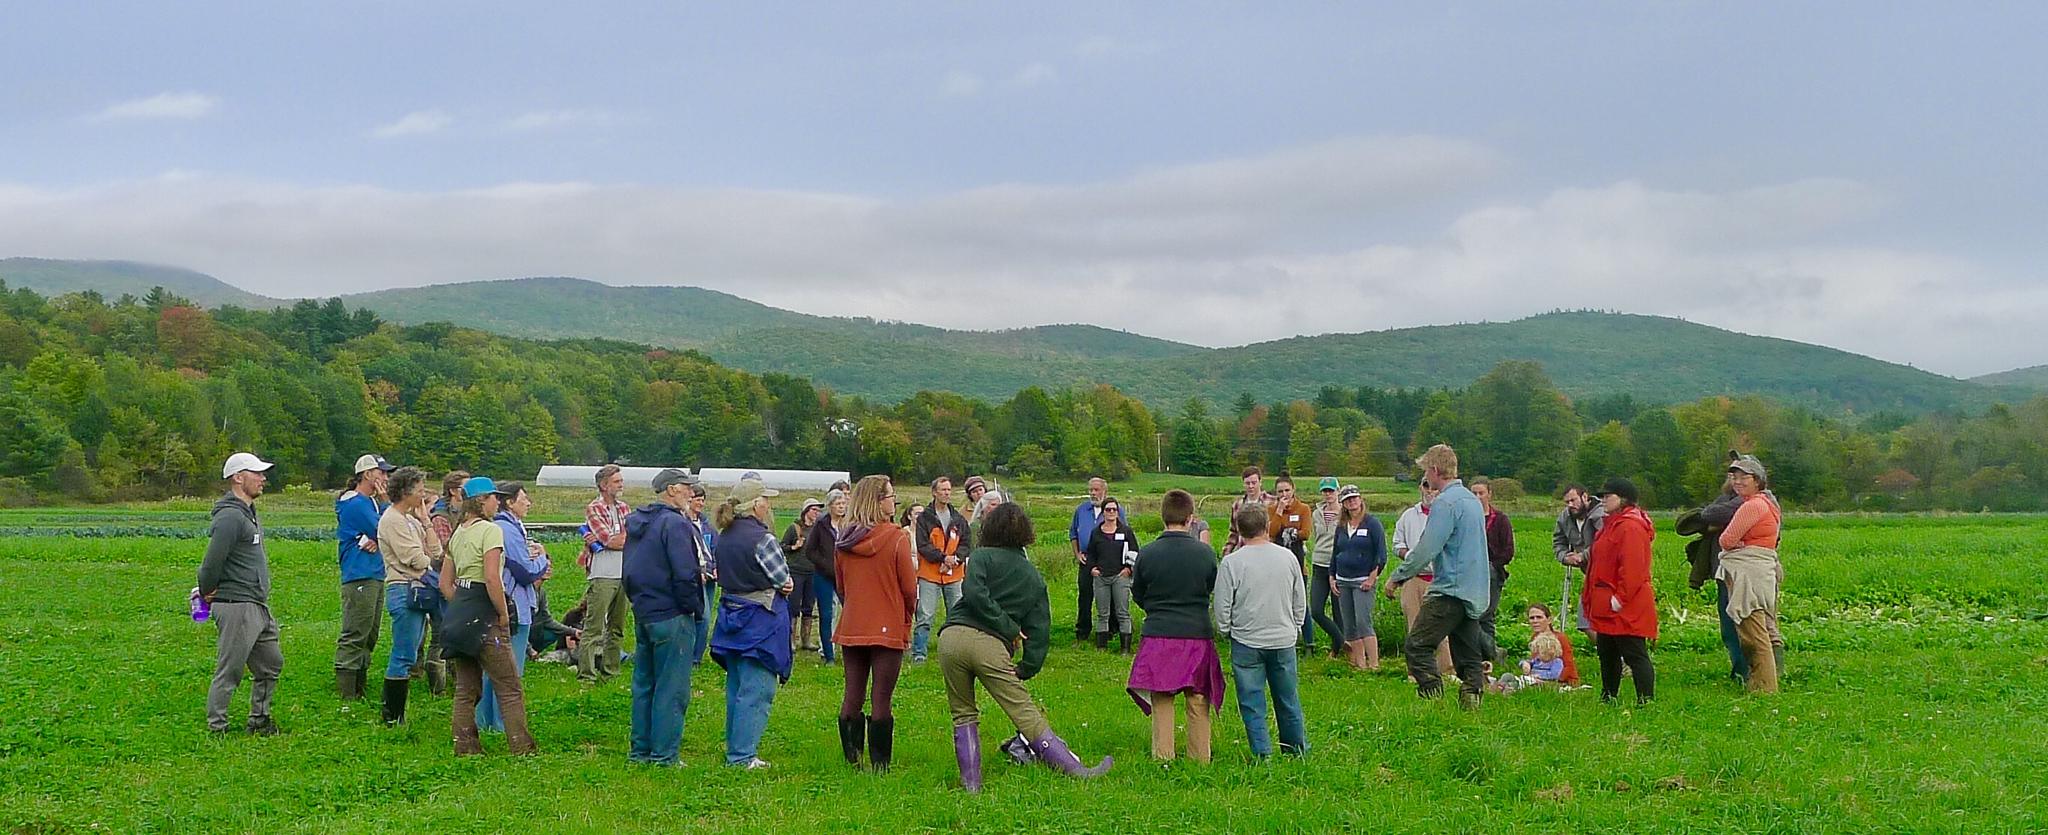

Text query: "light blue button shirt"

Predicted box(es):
[1388, 480, 1491, 618]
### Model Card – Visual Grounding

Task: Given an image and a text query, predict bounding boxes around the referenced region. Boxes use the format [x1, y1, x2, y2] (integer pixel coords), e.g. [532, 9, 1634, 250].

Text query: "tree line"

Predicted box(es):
[1, 281, 2043, 511]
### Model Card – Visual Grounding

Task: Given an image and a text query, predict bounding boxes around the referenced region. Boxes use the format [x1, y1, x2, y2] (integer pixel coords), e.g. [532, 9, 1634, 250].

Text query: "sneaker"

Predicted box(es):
[911, 655, 928, 664]
[734, 757, 773, 770]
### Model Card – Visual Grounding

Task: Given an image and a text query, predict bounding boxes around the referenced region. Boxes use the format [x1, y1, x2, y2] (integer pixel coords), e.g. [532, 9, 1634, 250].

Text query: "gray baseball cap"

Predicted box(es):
[652, 468, 699, 492]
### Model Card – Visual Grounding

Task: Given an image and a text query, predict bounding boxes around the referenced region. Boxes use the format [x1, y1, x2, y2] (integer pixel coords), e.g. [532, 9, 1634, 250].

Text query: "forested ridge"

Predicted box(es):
[1, 279, 2043, 511]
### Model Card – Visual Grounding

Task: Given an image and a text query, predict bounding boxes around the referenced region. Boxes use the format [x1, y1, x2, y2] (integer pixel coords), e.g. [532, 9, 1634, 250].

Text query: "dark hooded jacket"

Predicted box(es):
[623, 501, 704, 624]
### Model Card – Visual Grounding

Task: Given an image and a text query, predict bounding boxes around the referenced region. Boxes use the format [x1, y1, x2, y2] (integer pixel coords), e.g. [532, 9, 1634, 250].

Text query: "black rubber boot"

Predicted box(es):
[1118, 633, 1131, 654]
[867, 717, 894, 772]
[1094, 633, 1109, 650]
[381, 677, 410, 725]
[838, 714, 866, 766]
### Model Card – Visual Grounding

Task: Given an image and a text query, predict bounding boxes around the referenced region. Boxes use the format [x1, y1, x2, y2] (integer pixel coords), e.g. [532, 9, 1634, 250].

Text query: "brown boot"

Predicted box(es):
[802, 616, 821, 651]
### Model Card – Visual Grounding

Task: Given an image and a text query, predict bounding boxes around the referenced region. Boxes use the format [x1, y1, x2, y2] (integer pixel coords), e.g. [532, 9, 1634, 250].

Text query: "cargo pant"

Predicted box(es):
[452, 624, 536, 755]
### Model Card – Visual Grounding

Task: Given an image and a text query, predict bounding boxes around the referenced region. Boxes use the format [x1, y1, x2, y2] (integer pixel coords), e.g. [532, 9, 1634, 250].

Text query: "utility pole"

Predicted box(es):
[1155, 432, 1164, 473]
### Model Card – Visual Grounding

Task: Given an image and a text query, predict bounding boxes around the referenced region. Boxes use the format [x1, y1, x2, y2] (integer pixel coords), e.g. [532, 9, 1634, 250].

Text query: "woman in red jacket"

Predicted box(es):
[1584, 477, 1657, 704]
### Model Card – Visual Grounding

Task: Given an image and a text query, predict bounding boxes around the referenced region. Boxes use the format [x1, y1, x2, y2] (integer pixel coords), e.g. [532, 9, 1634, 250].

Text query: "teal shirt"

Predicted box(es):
[1388, 480, 1491, 618]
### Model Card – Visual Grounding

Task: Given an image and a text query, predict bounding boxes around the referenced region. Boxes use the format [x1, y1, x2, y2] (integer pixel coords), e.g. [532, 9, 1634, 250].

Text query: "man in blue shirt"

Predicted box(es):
[1066, 477, 1106, 640]
[1387, 444, 1495, 707]
[334, 453, 393, 701]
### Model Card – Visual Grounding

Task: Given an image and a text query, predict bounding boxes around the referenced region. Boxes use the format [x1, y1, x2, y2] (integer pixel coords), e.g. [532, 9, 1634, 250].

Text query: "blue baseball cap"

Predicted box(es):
[461, 476, 510, 498]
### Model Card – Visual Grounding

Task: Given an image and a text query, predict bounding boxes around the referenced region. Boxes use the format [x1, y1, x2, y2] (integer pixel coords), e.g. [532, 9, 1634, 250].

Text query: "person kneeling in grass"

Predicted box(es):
[1214, 504, 1309, 758]
[940, 501, 1112, 793]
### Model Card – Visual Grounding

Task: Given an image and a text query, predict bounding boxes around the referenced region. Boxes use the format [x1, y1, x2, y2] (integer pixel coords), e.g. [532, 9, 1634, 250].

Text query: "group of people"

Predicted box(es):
[195, 440, 1787, 789]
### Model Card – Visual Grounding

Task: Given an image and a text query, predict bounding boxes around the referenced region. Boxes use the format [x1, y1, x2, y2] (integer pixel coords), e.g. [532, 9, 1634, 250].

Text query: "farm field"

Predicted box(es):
[2, 488, 2045, 832]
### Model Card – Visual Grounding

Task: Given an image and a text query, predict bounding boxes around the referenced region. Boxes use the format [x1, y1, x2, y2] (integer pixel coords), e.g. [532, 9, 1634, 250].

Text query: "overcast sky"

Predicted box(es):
[3, 2, 2043, 377]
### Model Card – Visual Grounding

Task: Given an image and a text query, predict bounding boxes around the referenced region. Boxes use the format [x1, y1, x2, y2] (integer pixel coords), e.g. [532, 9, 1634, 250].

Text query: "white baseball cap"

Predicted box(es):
[223, 452, 275, 479]
[353, 454, 395, 474]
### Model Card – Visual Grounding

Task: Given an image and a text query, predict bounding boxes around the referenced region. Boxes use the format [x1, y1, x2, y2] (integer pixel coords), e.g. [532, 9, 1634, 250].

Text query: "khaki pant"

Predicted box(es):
[1398, 578, 1453, 675]
[452, 624, 536, 755]
[577, 578, 628, 681]
[1148, 691, 1212, 763]
[938, 627, 1049, 740]
[1736, 612, 1779, 694]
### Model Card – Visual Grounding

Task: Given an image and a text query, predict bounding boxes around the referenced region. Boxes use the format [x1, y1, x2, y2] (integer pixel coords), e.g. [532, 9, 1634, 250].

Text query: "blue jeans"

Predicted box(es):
[695, 585, 719, 666]
[911, 579, 963, 659]
[1717, 580, 1747, 681]
[813, 574, 838, 662]
[630, 613, 697, 764]
[1229, 640, 1307, 758]
[383, 583, 427, 679]
[478, 621, 531, 732]
[724, 657, 780, 764]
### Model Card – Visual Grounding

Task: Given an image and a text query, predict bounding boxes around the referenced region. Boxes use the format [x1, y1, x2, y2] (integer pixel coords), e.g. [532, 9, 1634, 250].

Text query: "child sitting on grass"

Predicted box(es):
[1489, 632, 1565, 694]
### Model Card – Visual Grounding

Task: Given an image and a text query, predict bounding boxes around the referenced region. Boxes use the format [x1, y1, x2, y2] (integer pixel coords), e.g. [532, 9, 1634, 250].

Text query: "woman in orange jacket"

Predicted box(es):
[1584, 477, 1657, 704]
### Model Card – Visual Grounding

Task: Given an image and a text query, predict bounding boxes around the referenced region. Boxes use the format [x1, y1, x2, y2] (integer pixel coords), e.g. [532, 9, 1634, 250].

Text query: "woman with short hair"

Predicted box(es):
[1128, 489, 1223, 762]
[377, 466, 442, 725]
[437, 476, 535, 754]
[832, 476, 916, 770]
[1585, 477, 1657, 704]
[941, 502, 1111, 792]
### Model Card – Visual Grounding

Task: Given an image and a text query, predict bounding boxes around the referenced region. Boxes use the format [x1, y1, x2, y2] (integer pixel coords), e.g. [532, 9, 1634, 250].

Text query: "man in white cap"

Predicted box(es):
[335, 453, 394, 701]
[199, 453, 281, 735]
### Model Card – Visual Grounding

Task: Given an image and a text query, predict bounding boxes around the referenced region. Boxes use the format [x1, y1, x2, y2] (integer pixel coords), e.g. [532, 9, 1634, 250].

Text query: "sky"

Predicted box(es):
[2, 2, 2044, 378]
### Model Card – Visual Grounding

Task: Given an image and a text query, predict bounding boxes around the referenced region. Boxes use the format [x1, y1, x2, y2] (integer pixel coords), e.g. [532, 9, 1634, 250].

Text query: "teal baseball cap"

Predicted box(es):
[1318, 476, 1340, 492]
[461, 476, 510, 498]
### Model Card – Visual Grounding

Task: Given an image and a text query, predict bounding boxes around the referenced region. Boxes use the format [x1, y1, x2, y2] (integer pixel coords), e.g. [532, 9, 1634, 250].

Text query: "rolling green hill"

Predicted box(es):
[0, 258, 276, 309]
[4, 258, 2024, 414]
[1973, 365, 2048, 390]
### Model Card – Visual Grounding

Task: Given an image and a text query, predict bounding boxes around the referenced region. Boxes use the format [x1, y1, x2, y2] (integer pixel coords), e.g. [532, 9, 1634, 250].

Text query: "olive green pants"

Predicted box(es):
[335, 579, 383, 672]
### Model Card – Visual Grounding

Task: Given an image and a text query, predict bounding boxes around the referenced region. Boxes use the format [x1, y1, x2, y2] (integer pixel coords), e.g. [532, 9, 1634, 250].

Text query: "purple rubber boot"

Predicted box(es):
[1030, 730, 1112, 778]
[955, 723, 983, 793]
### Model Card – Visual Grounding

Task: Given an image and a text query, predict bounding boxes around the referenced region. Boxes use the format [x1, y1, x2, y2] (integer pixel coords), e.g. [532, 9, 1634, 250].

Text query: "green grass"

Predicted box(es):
[3, 501, 2046, 832]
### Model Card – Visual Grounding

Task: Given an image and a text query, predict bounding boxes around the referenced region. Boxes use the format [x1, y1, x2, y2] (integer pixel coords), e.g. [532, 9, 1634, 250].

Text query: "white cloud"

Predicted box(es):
[1013, 62, 1058, 87]
[940, 70, 984, 98]
[504, 109, 622, 131]
[371, 110, 452, 139]
[0, 137, 2031, 377]
[93, 92, 218, 121]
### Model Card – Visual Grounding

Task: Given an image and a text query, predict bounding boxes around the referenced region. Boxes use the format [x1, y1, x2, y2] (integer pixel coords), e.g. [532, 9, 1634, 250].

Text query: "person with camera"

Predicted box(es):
[1263, 475, 1315, 651]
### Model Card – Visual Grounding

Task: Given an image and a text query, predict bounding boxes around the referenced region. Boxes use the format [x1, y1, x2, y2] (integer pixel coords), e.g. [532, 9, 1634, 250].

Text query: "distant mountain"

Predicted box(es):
[0, 258, 278, 309]
[6, 258, 2025, 414]
[1973, 365, 2048, 390]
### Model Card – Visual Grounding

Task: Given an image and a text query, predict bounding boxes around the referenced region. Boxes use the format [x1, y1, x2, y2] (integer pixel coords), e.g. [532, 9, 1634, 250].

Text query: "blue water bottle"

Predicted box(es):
[189, 587, 210, 623]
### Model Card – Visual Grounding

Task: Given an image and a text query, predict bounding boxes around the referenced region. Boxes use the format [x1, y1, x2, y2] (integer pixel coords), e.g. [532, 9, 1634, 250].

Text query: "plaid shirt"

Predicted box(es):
[586, 496, 629, 543]
[750, 534, 792, 588]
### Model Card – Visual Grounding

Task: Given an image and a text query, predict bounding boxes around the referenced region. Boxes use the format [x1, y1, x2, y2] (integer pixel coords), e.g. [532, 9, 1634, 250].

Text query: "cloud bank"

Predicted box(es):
[93, 92, 218, 121]
[0, 136, 2034, 377]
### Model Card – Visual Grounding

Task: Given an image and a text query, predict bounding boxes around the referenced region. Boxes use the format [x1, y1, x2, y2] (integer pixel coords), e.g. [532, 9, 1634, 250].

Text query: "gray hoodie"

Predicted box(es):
[198, 493, 270, 604]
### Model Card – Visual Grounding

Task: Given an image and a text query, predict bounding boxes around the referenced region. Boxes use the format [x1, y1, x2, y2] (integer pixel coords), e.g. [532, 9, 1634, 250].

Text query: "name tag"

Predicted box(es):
[1289, 515, 1299, 522]
[252, 533, 262, 545]
[1114, 533, 1125, 541]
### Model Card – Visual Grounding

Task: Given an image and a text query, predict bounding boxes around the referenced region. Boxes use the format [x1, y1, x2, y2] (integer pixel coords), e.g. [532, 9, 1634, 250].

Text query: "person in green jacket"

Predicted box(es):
[937, 501, 1112, 793]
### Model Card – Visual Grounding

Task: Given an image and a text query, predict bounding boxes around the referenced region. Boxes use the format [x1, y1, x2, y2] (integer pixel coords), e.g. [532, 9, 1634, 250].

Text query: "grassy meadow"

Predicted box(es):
[2, 477, 2045, 832]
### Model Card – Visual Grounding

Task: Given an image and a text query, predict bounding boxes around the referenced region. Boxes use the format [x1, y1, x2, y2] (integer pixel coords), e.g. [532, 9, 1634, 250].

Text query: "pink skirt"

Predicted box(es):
[1125, 636, 1226, 714]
